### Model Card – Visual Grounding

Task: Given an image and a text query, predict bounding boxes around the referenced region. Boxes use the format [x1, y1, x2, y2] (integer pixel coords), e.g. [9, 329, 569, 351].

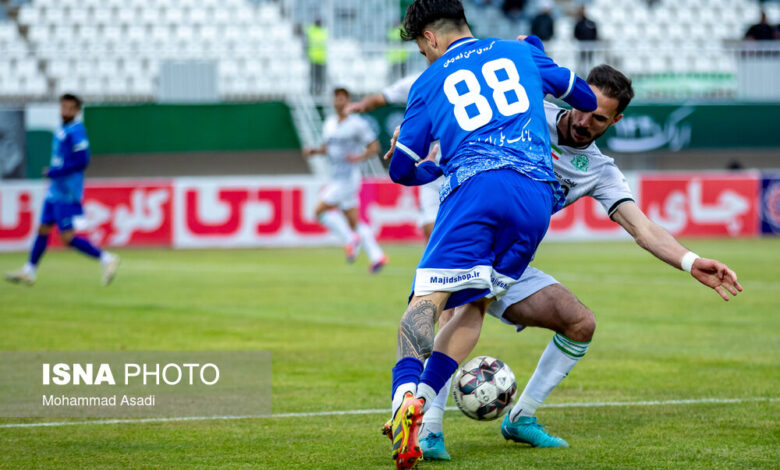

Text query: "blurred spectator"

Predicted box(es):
[574, 5, 598, 41]
[744, 11, 775, 40]
[387, 23, 409, 83]
[574, 5, 598, 76]
[502, 0, 526, 21]
[531, 0, 555, 41]
[307, 19, 328, 95]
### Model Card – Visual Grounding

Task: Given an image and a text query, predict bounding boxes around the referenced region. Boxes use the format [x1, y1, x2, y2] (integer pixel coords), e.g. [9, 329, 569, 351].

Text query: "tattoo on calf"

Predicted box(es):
[398, 300, 437, 359]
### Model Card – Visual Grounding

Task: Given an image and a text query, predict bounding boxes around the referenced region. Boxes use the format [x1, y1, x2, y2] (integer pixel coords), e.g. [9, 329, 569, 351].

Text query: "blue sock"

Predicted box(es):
[29, 234, 49, 266]
[418, 352, 459, 405]
[391, 357, 424, 398]
[69, 237, 102, 259]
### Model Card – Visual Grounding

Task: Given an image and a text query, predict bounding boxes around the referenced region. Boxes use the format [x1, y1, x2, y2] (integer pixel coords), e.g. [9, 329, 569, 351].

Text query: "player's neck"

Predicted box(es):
[337, 111, 348, 122]
[442, 32, 474, 52]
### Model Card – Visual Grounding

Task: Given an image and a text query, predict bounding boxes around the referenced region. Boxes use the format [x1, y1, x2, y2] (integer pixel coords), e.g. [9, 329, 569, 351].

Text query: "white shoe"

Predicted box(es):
[101, 254, 120, 286]
[5, 268, 35, 286]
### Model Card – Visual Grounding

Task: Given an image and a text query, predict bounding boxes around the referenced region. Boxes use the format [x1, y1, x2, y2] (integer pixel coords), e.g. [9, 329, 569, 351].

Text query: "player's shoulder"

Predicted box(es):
[543, 100, 565, 121]
[323, 114, 338, 126]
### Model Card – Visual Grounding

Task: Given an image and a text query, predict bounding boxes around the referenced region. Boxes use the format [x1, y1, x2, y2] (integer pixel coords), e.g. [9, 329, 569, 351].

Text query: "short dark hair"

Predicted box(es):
[60, 93, 83, 109]
[586, 65, 634, 115]
[333, 87, 350, 97]
[401, 0, 468, 41]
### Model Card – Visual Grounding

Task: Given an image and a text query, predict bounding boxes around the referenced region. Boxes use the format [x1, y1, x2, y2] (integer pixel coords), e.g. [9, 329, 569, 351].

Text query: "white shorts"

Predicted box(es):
[419, 177, 442, 227]
[486, 266, 559, 332]
[321, 177, 360, 211]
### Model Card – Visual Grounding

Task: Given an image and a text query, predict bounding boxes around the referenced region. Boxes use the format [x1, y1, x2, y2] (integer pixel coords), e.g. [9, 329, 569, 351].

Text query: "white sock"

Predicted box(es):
[420, 376, 450, 437]
[420, 406, 444, 437]
[318, 210, 356, 244]
[356, 223, 383, 263]
[431, 375, 451, 411]
[415, 383, 437, 412]
[100, 251, 114, 265]
[509, 333, 589, 422]
[23, 262, 36, 276]
[392, 383, 416, 417]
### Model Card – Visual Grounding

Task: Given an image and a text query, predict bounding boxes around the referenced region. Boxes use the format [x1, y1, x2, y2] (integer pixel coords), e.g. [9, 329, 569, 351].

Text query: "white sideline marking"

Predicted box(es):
[0, 397, 776, 429]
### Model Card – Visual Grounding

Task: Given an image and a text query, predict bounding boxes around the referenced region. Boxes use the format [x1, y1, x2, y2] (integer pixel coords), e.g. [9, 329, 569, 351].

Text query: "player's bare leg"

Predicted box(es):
[344, 207, 387, 272]
[391, 292, 449, 469]
[432, 300, 488, 363]
[418, 303, 482, 460]
[499, 283, 594, 447]
[422, 222, 434, 243]
[314, 201, 360, 263]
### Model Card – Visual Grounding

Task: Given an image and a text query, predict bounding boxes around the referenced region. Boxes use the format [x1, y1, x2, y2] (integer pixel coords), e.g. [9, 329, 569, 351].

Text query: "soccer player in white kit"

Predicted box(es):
[412, 62, 742, 459]
[346, 75, 441, 241]
[304, 88, 388, 273]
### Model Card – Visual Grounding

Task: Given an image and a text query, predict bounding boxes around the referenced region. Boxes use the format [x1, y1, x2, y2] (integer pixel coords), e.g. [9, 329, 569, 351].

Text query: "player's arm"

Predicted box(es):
[345, 94, 388, 114]
[526, 40, 597, 112]
[347, 139, 380, 163]
[303, 144, 327, 158]
[46, 132, 90, 178]
[612, 202, 742, 301]
[387, 91, 442, 186]
[385, 125, 441, 182]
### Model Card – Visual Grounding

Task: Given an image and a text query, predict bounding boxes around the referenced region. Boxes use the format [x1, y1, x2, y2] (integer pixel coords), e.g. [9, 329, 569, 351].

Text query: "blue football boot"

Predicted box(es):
[420, 431, 451, 461]
[501, 414, 569, 448]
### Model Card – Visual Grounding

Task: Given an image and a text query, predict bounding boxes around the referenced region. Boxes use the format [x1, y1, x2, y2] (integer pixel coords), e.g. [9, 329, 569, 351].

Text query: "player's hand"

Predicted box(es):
[690, 258, 743, 301]
[516, 35, 527, 41]
[416, 143, 439, 166]
[302, 148, 317, 158]
[383, 126, 401, 161]
[346, 153, 363, 163]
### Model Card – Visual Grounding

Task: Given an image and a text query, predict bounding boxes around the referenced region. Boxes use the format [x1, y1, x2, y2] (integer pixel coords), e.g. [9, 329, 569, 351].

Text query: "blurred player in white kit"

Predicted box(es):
[304, 88, 388, 273]
[346, 75, 441, 241]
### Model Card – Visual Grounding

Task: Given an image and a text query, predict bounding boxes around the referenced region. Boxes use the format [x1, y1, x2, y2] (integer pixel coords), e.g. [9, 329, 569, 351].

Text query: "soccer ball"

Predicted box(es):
[452, 355, 517, 421]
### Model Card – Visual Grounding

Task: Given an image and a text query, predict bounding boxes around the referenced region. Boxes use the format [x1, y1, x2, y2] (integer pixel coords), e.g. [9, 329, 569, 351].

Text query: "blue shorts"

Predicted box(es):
[413, 169, 554, 310]
[40, 198, 83, 231]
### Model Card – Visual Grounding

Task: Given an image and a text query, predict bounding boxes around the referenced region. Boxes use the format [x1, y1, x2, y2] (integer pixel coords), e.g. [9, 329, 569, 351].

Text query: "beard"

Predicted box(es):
[566, 113, 606, 147]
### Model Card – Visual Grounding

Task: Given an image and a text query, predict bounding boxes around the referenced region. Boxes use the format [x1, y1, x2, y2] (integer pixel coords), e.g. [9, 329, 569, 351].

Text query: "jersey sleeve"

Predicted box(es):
[47, 126, 90, 178]
[382, 75, 417, 105]
[591, 162, 635, 217]
[527, 44, 597, 111]
[389, 86, 435, 186]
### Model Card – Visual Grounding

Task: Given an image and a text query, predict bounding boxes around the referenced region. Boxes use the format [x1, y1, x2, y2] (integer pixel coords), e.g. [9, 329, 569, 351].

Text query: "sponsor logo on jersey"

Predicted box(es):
[570, 154, 589, 172]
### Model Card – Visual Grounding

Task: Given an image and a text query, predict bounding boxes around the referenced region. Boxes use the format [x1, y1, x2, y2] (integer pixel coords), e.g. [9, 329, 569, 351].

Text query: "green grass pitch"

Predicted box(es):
[1, 239, 778, 469]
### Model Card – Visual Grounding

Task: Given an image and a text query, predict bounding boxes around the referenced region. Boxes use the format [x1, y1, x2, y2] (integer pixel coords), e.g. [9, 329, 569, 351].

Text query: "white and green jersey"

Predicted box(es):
[545, 101, 635, 217]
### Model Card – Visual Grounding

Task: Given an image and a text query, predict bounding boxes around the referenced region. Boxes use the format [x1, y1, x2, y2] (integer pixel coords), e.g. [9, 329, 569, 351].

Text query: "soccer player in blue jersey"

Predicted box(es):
[5, 94, 119, 287]
[384, 1, 597, 468]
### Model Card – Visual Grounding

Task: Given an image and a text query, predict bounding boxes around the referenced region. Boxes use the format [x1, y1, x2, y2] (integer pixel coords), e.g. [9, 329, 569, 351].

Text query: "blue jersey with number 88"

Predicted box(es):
[392, 37, 595, 203]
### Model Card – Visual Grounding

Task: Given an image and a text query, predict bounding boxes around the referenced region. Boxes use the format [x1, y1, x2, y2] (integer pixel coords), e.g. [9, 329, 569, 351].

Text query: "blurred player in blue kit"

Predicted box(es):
[382, 1, 597, 468]
[5, 94, 119, 286]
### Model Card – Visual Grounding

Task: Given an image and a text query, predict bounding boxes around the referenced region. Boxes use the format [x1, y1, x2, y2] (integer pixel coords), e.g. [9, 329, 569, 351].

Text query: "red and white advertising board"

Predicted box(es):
[0, 172, 762, 252]
[640, 173, 760, 237]
[0, 182, 47, 252]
